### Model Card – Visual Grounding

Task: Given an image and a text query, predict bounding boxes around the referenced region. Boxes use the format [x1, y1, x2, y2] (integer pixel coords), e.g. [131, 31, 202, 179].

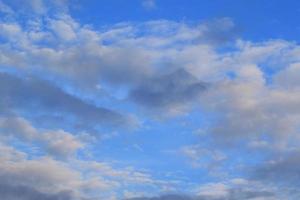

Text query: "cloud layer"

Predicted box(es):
[1, 0, 300, 199]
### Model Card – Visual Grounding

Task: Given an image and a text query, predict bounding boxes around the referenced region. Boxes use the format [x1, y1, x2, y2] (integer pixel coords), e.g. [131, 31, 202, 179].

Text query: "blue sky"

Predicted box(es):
[71, 0, 300, 41]
[0, 0, 300, 200]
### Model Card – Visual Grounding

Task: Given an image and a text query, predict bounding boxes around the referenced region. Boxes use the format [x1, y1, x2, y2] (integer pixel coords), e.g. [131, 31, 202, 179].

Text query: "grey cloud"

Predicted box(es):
[26, 37, 154, 88]
[253, 151, 300, 186]
[0, 183, 75, 200]
[0, 15, 236, 117]
[129, 68, 207, 114]
[0, 142, 164, 200]
[198, 189, 275, 200]
[0, 72, 133, 129]
[126, 194, 193, 200]
[125, 190, 275, 200]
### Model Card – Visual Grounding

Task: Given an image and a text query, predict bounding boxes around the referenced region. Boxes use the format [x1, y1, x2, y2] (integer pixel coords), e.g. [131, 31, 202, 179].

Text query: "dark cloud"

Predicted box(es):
[225, 189, 274, 200]
[0, 183, 75, 200]
[129, 68, 207, 113]
[0, 72, 133, 130]
[125, 189, 275, 200]
[126, 194, 193, 200]
[198, 189, 274, 200]
[253, 151, 300, 186]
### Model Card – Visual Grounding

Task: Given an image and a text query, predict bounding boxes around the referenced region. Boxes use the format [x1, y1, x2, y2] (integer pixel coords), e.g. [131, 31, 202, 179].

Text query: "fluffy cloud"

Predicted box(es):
[0, 116, 83, 159]
[0, 146, 82, 197]
[0, 141, 168, 200]
[274, 63, 300, 89]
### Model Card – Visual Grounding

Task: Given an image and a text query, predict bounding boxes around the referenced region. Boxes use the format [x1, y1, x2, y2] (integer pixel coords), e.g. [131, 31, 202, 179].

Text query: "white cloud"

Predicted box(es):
[49, 16, 78, 41]
[179, 145, 226, 169]
[197, 182, 229, 198]
[0, 117, 83, 159]
[0, 23, 22, 39]
[0, 141, 172, 199]
[274, 62, 300, 89]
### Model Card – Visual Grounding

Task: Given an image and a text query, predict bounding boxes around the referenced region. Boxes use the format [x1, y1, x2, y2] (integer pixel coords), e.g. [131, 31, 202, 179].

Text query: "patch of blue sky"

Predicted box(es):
[71, 0, 300, 43]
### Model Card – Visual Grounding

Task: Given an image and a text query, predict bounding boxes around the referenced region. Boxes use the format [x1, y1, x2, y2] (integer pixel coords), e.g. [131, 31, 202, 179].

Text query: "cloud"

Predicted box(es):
[0, 0, 13, 14]
[253, 150, 300, 186]
[49, 17, 77, 41]
[1, 2, 300, 199]
[125, 191, 275, 200]
[129, 68, 207, 115]
[0, 15, 238, 118]
[0, 183, 75, 200]
[0, 116, 83, 159]
[0, 73, 134, 130]
[28, 0, 46, 14]
[1, 0, 70, 15]
[126, 180, 277, 200]
[196, 41, 300, 148]
[0, 142, 169, 200]
[0, 153, 81, 195]
[273, 62, 300, 89]
[142, 0, 156, 10]
[197, 18, 239, 46]
[178, 145, 226, 169]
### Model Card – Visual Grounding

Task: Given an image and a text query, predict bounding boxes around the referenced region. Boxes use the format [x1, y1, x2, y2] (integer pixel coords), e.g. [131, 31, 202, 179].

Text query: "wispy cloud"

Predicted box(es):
[142, 0, 156, 10]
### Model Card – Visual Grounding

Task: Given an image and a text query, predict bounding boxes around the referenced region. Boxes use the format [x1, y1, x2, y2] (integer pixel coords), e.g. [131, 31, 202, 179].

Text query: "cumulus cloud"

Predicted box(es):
[0, 151, 81, 196]
[273, 62, 300, 89]
[0, 116, 83, 159]
[49, 17, 77, 41]
[0, 142, 168, 200]
[188, 40, 300, 149]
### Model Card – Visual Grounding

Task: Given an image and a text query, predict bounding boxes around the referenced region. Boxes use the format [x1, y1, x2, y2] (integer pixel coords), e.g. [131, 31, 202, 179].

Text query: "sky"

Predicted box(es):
[0, 0, 300, 200]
